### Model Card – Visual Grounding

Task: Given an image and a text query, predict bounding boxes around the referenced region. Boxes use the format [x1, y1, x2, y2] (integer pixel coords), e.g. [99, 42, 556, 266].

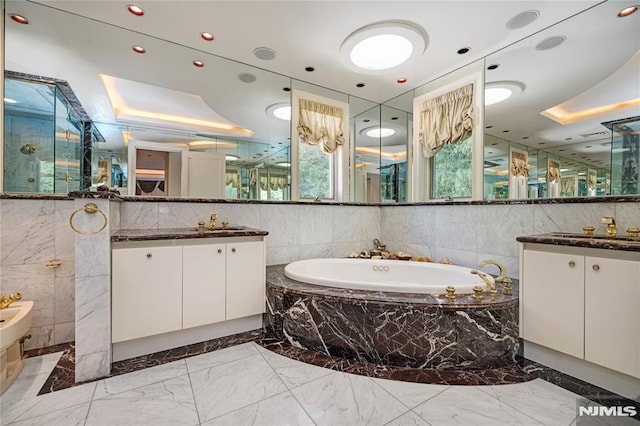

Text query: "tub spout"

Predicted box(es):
[478, 260, 507, 284]
[470, 270, 497, 294]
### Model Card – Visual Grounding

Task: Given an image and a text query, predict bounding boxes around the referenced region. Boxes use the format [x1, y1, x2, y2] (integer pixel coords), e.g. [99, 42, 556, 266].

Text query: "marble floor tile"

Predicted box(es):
[185, 342, 259, 373]
[373, 377, 450, 409]
[412, 386, 543, 425]
[189, 354, 288, 423]
[203, 390, 315, 426]
[3, 380, 96, 425]
[291, 372, 410, 426]
[85, 375, 199, 426]
[384, 410, 430, 426]
[259, 346, 336, 389]
[479, 378, 582, 425]
[6, 402, 90, 426]
[18, 352, 63, 379]
[93, 359, 188, 399]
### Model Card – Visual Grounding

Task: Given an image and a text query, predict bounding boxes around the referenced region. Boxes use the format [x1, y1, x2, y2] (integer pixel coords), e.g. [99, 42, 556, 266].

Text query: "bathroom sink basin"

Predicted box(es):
[0, 301, 33, 351]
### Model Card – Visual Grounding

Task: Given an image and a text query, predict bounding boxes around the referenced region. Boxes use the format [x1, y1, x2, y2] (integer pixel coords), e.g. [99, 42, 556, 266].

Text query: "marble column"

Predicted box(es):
[73, 198, 111, 382]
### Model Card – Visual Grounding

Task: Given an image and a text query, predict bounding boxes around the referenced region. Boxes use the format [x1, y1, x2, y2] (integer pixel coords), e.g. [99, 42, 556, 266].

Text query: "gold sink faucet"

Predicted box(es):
[209, 213, 218, 230]
[601, 217, 616, 237]
[0, 292, 22, 309]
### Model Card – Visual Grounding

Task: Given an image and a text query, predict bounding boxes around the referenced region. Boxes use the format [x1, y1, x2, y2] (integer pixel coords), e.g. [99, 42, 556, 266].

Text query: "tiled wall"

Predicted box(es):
[380, 201, 640, 277]
[0, 199, 76, 350]
[2, 197, 639, 353]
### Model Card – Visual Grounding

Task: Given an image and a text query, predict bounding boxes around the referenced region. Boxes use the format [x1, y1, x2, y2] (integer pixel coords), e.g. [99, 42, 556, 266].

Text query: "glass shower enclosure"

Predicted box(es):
[3, 76, 83, 193]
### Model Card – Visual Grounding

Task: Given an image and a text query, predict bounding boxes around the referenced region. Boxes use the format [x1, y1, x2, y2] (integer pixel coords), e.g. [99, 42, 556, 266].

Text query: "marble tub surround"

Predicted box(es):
[517, 232, 640, 252]
[110, 226, 268, 242]
[266, 265, 519, 370]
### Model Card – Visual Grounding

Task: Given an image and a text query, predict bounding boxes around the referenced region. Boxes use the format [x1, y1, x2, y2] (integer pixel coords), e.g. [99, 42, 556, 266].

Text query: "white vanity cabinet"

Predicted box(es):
[521, 244, 640, 379]
[112, 246, 183, 343]
[584, 256, 640, 378]
[111, 236, 266, 345]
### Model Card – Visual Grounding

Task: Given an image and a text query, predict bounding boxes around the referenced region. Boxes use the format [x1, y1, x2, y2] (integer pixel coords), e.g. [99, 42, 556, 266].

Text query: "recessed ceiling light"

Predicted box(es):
[283, 87, 291, 92]
[486, 125, 493, 129]
[618, 6, 638, 17]
[266, 102, 291, 121]
[254, 47, 276, 60]
[356, 83, 365, 88]
[487, 64, 499, 70]
[193, 60, 204, 68]
[522, 136, 529, 139]
[506, 10, 540, 29]
[535, 36, 566, 51]
[127, 4, 144, 16]
[237, 73, 257, 83]
[4, 97, 18, 104]
[558, 149, 565, 152]
[225, 154, 240, 161]
[397, 78, 407, 83]
[305, 66, 315, 72]
[457, 47, 471, 54]
[391, 117, 398, 120]
[10, 14, 29, 24]
[340, 21, 427, 72]
[201, 32, 214, 41]
[565, 137, 573, 140]
[539, 142, 545, 145]
[365, 127, 396, 138]
[485, 81, 525, 106]
[132, 46, 146, 54]
[502, 130, 510, 133]
[363, 119, 370, 122]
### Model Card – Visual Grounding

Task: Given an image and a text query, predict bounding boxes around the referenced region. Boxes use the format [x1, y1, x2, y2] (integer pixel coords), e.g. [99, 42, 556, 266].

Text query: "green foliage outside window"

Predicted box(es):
[433, 137, 473, 198]
[299, 143, 332, 199]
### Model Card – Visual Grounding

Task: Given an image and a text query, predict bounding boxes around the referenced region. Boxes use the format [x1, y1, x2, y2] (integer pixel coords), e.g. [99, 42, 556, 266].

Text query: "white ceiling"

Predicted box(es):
[3, 0, 640, 169]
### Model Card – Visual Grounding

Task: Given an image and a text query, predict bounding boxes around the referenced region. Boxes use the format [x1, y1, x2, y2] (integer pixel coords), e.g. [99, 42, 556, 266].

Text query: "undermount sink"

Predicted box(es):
[549, 232, 639, 242]
[0, 300, 33, 352]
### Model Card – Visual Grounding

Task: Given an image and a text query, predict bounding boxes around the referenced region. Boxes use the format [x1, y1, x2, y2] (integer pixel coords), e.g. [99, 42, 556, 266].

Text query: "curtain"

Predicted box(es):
[269, 175, 288, 190]
[297, 98, 345, 153]
[259, 175, 269, 191]
[418, 83, 474, 158]
[225, 172, 240, 188]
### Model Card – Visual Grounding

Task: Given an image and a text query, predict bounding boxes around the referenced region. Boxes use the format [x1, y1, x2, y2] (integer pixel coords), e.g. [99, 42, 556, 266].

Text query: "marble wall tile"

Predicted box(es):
[533, 203, 615, 234]
[23, 325, 54, 351]
[359, 206, 381, 243]
[157, 202, 213, 229]
[109, 201, 121, 232]
[75, 275, 111, 357]
[329, 242, 366, 258]
[614, 202, 640, 235]
[1, 199, 55, 265]
[266, 245, 300, 266]
[476, 204, 535, 258]
[299, 243, 333, 260]
[434, 247, 478, 270]
[330, 206, 364, 243]
[298, 205, 333, 245]
[260, 204, 300, 248]
[54, 259, 75, 324]
[119, 202, 159, 229]
[1, 264, 54, 327]
[54, 321, 75, 345]
[54, 200, 75, 260]
[75, 350, 110, 382]
[435, 205, 479, 252]
[215, 203, 262, 229]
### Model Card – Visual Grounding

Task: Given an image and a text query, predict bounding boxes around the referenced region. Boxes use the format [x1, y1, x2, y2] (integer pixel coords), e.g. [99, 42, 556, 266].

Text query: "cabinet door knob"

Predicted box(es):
[568, 260, 575, 267]
[592, 264, 600, 271]
[146, 253, 152, 258]
[231, 248, 236, 253]
[217, 248, 222, 254]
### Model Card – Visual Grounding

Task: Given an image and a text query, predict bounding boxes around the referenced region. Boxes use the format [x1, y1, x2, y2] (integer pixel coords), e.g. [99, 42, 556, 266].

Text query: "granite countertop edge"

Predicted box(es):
[111, 227, 268, 242]
[517, 233, 640, 252]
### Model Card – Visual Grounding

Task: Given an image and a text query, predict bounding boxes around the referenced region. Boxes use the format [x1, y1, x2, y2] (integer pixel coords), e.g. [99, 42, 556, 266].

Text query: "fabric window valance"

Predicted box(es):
[297, 98, 345, 154]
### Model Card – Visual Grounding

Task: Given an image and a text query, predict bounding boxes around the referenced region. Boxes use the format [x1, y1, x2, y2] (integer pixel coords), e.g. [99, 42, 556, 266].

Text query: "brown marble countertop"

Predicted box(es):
[267, 264, 518, 308]
[111, 226, 268, 242]
[517, 232, 640, 252]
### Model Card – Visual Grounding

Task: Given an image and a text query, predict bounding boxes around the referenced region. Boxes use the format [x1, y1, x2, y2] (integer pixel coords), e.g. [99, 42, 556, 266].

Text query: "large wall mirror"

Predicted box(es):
[4, 0, 639, 202]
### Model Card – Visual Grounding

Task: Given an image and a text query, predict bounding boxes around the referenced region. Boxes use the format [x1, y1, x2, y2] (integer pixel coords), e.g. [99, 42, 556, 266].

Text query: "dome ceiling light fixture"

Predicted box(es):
[363, 126, 396, 138]
[485, 81, 525, 106]
[266, 102, 291, 121]
[340, 21, 428, 73]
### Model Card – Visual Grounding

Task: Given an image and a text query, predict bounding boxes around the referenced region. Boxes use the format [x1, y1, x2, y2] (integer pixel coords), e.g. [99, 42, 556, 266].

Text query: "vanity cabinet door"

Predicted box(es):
[112, 246, 183, 343]
[226, 240, 266, 320]
[183, 244, 226, 329]
[585, 256, 640, 378]
[522, 250, 585, 358]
